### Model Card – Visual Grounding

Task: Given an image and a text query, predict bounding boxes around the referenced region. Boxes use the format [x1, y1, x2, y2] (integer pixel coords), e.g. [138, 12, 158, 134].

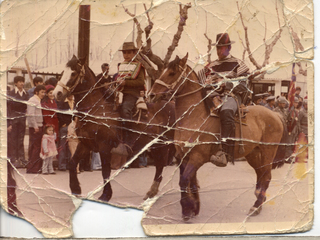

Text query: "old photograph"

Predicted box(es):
[0, 0, 314, 237]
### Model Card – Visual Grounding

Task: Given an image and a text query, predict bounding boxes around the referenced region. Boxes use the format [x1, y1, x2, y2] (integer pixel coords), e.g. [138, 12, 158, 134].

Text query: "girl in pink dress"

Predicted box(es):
[40, 125, 58, 174]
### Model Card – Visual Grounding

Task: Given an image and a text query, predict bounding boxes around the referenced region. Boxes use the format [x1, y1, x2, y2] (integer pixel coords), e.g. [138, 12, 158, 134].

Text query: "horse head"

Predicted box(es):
[53, 55, 89, 102]
[149, 53, 189, 103]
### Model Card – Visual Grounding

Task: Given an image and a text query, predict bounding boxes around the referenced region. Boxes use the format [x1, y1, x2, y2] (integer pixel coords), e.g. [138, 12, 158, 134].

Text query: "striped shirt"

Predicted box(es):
[206, 54, 249, 79]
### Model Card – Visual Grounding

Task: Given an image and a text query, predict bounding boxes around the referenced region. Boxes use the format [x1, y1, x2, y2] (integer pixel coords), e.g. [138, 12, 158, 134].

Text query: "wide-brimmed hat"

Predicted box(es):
[211, 33, 235, 47]
[119, 42, 138, 51]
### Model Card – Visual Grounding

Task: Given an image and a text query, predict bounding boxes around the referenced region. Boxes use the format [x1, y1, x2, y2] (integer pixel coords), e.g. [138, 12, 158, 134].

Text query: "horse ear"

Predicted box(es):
[71, 55, 78, 61]
[180, 53, 188, 67]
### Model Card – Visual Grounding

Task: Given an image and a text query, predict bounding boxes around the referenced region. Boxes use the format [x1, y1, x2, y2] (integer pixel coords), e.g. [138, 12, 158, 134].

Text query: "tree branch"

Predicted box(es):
[204, 33, 212, 63]
[237, 1, 261, 69]
[237, 31, 247, 61]
[163, 3, 191, 67]
[261, 0, 282, 67]
[122, 4, 144, 48]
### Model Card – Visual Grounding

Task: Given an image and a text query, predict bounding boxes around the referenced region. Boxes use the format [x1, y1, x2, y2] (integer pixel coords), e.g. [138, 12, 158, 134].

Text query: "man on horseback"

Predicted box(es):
[205, 33, 250, 167]
[117, 42, 146, 149]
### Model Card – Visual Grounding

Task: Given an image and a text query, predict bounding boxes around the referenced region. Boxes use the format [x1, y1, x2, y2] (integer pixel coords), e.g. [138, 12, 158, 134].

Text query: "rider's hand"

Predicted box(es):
[117, 79, 125, 87]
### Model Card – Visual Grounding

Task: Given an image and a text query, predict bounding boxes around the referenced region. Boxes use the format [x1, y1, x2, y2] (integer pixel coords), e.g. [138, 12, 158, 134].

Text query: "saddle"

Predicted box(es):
[209, 95, 248, 125]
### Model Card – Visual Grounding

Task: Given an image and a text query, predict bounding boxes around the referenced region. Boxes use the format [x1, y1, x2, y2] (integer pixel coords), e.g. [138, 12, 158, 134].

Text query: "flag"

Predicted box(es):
[288, 63, 296, 109]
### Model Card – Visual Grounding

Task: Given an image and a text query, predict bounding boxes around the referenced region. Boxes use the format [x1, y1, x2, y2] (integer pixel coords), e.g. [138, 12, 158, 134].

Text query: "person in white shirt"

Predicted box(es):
[26, 85, 46, 174]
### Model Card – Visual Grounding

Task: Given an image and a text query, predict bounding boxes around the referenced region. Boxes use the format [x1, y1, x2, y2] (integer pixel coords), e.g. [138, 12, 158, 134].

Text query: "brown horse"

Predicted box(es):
[53, 55, 175, 201]
[149, 53, 285, 220]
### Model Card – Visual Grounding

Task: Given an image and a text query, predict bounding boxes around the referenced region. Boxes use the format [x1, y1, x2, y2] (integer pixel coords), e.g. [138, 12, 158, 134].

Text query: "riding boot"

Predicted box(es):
[210, 109, 235, 167]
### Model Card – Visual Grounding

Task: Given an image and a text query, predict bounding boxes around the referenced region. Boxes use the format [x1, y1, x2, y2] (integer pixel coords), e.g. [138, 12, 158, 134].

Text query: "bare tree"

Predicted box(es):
[290, 26, 307, 76]
[122, 3, 191, 83]
[236, 0, 283, 78]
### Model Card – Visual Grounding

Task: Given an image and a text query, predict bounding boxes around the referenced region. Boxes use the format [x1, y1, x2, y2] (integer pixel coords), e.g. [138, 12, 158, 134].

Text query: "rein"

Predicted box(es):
[154, 65, 202, 99]
[72, 80, 117, 95]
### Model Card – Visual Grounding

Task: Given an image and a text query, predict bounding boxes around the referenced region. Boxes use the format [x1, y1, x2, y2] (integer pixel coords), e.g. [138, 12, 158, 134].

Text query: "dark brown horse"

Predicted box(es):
[149, 53, 285, 220]
[53, 55, 175, 201]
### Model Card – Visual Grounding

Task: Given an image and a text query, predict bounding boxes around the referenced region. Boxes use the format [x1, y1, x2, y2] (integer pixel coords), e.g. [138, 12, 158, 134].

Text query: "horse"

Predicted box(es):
[149, 53, 286, 220]
[53, 55, 175, 201]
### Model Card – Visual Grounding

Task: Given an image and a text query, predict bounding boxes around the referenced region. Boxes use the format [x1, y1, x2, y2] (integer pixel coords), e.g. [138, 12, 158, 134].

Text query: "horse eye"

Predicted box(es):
[71, 72, 77, 77]
[169, 71, 175, 76]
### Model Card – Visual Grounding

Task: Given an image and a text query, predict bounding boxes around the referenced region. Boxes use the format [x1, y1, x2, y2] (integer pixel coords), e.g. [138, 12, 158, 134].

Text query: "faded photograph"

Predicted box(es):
[0, 0, 314, 237]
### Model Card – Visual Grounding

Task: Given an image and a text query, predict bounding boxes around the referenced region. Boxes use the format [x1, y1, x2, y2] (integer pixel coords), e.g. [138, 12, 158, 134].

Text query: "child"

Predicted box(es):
[40, 125, 58, 175]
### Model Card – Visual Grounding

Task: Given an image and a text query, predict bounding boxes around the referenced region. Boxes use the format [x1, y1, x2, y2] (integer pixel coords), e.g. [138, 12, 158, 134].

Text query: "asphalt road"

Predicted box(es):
[12, 159, 312, 236]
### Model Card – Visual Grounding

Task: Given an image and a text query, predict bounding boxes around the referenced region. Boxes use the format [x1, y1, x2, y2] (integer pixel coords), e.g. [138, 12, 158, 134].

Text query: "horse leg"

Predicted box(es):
[179, 157, 201, 221]
[69, 142, 87, 196]
[246, 147, 263, 200]
[143, 146, 166, 200]
[98, 150, 113, 202]
[246, 146, 273, 216]
[190, 172, 200, 216]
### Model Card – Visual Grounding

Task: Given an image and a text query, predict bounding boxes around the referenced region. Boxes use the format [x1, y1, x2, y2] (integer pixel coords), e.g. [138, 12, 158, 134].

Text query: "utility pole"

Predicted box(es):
[78, 5, 91, 66]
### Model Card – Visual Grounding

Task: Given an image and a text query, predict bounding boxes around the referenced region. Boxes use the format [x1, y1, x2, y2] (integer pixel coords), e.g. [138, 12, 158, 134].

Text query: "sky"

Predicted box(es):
[0, 0, 313, 79]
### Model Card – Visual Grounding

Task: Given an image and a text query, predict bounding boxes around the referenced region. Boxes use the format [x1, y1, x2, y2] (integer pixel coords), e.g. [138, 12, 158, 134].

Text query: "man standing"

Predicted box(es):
[8, 76, 29, 168]
[96, 63, 112, 83]
[57, 94, 74, 171]
[295, 86, 302, 99]
[26, 85, 46, 173]
[205, 33, 250, 167]
[298, 99, 308, 137]
[286, 97, 300, 162]
[116, 42, 145, 148]
[28, 76, 44, 99]
[264, 96, 276, 110]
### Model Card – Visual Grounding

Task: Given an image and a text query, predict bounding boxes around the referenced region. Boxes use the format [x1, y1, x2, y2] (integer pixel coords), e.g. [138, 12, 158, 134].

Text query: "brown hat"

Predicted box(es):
[211, 33, 235, 47]
[119, 42, 138, 51]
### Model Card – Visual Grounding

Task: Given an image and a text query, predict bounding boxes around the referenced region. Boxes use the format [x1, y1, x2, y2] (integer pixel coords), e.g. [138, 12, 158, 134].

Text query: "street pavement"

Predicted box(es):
[12, 159, 312, 236]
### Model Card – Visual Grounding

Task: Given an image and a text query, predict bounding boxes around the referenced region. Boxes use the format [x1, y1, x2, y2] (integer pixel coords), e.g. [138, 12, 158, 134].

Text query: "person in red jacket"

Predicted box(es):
[41, 85, 59, 139]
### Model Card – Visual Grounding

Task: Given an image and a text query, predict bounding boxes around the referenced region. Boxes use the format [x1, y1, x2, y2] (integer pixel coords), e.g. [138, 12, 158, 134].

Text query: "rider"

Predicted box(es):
[205, 33, 250, 167]
[116, 42, 146, 149]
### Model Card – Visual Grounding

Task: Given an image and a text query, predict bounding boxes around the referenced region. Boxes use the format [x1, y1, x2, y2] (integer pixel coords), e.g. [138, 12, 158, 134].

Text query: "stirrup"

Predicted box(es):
[210, 150, 227, 167]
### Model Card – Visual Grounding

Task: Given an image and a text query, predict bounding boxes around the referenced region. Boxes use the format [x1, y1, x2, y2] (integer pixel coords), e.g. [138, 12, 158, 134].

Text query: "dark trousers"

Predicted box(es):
[58, 126, 70, 170]
[120, 94, 138, 119]
[27, 127, 43, 173]
[120, 94, 138, 147]
[11, 117, 26, 162]
[220, 109, 235, 161]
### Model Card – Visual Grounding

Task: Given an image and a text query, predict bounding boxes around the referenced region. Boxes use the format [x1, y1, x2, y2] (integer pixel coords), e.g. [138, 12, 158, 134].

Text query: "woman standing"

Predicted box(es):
[41, 85, 59, 138]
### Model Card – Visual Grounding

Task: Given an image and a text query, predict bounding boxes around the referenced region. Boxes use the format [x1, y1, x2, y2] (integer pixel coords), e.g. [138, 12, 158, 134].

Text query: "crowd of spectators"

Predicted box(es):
[7, 75, 102, 174]
[253, 86, 308, 163]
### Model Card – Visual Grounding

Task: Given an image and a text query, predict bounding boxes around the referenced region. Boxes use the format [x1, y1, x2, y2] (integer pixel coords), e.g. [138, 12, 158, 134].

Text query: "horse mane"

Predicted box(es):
[167, 57, 181, 71]
[66, 57, 79, 71]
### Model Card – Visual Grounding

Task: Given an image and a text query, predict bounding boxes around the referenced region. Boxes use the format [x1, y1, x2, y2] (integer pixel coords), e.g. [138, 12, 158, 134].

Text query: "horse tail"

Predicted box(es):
[272, 112, 286, 169]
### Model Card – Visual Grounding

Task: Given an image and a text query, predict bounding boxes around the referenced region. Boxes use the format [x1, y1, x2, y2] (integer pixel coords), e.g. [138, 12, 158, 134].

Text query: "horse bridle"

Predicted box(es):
[154, 65, 202, 98]
[57, 64, 86, 94]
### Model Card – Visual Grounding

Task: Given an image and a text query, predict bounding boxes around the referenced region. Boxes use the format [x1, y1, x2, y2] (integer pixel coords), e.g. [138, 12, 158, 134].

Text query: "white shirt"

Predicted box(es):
[14, 86, 26, 97]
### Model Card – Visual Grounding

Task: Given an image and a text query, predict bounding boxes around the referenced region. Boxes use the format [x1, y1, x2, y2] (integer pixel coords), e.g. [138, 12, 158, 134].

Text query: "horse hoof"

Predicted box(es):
[247, 206, 261, 216]
[143, 191, 156, 200]
[183, 216, 191, 221]
[182, 212, 195, 221]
